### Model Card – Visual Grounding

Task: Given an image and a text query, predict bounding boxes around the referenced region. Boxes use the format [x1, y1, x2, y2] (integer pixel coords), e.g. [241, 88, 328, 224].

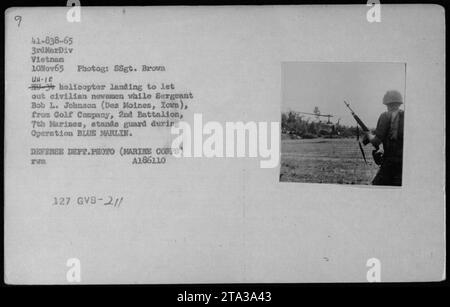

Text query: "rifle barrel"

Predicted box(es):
[343, 101, 354, 113]
[344, 101, 369, 131]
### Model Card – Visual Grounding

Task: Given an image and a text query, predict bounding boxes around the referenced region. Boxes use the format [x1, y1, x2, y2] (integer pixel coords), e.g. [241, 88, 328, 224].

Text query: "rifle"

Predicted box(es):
[343, 101, 382, 165]
[344, 101, 370, 133]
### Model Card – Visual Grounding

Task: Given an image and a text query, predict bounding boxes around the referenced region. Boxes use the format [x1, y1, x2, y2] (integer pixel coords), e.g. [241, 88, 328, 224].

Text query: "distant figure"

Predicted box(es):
[363, 90, 404, 186]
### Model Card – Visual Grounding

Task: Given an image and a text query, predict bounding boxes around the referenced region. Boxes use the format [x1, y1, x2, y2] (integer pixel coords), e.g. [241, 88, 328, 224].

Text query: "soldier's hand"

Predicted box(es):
[362, 132, 374, 145]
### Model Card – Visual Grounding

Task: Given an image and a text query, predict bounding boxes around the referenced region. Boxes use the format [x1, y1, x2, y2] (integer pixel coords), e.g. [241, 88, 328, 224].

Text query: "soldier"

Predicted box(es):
[363, 90, 404, 186]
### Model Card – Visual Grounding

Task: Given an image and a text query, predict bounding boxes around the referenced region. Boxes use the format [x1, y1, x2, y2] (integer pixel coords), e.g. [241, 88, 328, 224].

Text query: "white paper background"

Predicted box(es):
[4, 5, 445, 283]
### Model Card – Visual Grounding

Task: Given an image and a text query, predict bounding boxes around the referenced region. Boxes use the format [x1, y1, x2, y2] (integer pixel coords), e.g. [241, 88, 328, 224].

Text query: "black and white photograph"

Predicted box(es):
[1, 2, 446, 291]
[280, 62, 406, 186]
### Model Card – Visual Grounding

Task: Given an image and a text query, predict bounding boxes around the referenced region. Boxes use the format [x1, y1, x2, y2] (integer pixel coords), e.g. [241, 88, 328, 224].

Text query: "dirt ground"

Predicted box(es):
[280, 137, 379, 184]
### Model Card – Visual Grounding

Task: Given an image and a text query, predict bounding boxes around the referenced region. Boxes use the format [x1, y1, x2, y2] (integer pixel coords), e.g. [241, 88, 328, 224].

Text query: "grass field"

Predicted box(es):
[280, 136, 379, 185]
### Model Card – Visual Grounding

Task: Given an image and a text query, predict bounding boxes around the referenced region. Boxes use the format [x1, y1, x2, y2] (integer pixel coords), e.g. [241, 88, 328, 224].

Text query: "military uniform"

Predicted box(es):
[371, 109, 404, 186]
[364, 90, 404, 186]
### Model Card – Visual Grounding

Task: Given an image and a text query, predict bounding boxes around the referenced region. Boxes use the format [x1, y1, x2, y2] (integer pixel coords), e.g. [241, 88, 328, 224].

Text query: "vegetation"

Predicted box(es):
[280, 138, 379, 184]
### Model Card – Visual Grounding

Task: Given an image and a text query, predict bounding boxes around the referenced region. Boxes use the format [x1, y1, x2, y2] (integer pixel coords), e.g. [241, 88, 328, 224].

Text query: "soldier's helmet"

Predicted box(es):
[383, 90, 403, 105]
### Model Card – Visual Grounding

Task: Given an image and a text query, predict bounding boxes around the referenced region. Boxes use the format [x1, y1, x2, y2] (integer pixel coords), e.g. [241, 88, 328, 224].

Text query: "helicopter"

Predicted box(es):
[296, 111, 334, 124]
[294, 109, 341, 137]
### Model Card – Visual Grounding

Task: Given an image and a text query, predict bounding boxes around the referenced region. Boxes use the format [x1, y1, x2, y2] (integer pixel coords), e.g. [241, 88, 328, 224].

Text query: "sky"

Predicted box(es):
[282, 62, 406, 128]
